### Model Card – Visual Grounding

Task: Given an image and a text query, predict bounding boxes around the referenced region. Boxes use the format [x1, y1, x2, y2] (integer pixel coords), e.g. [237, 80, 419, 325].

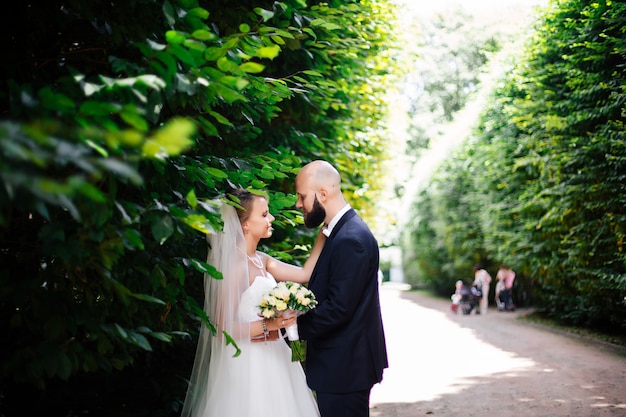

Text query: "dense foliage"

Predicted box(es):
[0, 0, 398, 415]
[402, 0, 626, 331]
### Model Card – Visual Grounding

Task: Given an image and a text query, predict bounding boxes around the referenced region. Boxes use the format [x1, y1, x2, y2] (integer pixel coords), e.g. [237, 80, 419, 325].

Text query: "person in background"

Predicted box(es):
[494, 272, 506, 311]
[473, 264, 492, 315]
[451, 280, 464, 313]
[495, 264, 516, 311]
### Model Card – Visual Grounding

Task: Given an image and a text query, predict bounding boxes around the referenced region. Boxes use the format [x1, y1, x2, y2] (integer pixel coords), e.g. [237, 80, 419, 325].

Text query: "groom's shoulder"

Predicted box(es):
[340, 213, 375, 239]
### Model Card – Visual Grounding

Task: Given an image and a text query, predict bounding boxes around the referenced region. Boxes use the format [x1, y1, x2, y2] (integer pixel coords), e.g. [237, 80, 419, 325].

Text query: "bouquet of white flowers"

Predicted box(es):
[258, 281, 317, 361]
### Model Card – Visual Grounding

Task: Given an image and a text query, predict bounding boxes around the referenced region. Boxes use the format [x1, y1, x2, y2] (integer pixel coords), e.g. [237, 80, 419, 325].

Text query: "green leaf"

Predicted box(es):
[322, 22, 341, 31]
[184, 39, 206, 52]
[129, 331, 153, 351]
[149, 332, 172, 342]
[71, 179, 106, 202]
[205, 166, 228, 179]
[182, 214, 215, 234]
[186, 258, 222, 279]
[155, 51, 177, 80]
[39, 87, 76, 112]
[165, 30, 186, 45]
[169, 44, 197, 67]
[258, 169, 275, 179]
[222, 331, 242, 357]
[186, 189, 198, 208]
[96, 159, 143, 185]
[212, 83, 247, 103]
[120, 110, 149, 131]
[114, 323, 128, 339]
[302, 27, 316, 40]
[192, 29, 216, 41]
[218, 75, 248, 90]
[302, 70, 323, 77]
[122, 228, 144, 250]
[151, 214, 174, 244]
[256, 45, 281, 59]
[271, 35, 286, 45]
[198, 117, 219, 137]
[208, 110, 233, 126]
[204, 46, 225, 61]
[253, 7, 274, 22]
[134, 74, 167, 90]
[143, 117, 195, 158]
[239, 62, 265, 74]
[147, 39, 167, 51]
[130, 293, 166, 305]
[273, 29, 295, 40]
[217, 56, 240, 73]
[162, 0, 176, 25]
[187, 7, 210, 19]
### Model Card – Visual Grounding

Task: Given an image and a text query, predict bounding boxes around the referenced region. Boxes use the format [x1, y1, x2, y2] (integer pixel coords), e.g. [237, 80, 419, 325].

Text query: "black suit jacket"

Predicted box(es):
[298, 209, 388, 393]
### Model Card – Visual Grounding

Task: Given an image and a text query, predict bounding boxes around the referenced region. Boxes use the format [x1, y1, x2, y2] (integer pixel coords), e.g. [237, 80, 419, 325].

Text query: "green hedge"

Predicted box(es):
[0, 0, 398, 414]
[402, 0, 626, 330]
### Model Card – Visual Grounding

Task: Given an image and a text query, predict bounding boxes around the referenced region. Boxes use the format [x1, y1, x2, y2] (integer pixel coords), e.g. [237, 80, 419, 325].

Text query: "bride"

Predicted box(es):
[181, 188, 324, 417]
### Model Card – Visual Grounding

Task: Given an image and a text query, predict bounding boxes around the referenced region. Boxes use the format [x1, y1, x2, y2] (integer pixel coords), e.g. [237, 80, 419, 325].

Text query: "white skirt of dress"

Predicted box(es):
[198, 274, 319, 417]
[202, 339, 319, 417]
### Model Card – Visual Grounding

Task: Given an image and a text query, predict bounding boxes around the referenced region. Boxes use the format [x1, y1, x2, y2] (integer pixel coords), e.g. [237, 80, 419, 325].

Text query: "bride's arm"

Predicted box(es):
[249, 315, 297, 342]
[265, 228, 325, 284]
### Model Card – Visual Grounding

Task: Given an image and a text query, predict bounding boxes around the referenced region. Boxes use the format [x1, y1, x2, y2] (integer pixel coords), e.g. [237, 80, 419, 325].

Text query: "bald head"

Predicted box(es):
[299, 160, 341, 193]
[295, 160, 346, 226]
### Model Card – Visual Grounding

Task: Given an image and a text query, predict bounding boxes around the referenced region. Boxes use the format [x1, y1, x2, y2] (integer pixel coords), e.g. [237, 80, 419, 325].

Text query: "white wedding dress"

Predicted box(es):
[199, 273, 320, 417]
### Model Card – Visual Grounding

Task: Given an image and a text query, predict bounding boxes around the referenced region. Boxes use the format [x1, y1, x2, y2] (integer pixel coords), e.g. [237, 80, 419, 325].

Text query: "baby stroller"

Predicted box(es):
[457, 284, 481, 315]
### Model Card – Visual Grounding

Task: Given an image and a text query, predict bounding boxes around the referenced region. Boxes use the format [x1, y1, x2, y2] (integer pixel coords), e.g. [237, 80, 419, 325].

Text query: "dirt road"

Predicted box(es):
[369, 284, 626, 417]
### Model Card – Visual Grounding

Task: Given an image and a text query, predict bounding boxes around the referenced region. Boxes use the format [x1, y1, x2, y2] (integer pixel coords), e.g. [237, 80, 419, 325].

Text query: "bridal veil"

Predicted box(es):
[180, 202, 251, 417]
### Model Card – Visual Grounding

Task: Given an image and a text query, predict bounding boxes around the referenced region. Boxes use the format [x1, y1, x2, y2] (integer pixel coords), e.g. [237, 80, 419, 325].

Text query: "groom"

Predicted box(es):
[295, 160, 388, 417]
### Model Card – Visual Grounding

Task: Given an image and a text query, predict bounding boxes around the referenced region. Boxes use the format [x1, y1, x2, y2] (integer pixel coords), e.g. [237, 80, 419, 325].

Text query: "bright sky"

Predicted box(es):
[394, 0, 545, 14]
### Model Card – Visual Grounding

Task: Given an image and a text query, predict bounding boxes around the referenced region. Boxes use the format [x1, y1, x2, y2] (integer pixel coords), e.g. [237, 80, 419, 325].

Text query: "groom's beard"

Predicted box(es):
[304, 195, 326, 228]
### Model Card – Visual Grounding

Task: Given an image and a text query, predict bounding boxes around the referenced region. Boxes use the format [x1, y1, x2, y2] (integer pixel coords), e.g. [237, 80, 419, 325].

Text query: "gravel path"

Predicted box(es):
[369, 284, 626, 417]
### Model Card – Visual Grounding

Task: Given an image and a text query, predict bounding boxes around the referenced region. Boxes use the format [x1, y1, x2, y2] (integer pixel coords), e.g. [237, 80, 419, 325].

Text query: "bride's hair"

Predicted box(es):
[227, 188, 269, 224]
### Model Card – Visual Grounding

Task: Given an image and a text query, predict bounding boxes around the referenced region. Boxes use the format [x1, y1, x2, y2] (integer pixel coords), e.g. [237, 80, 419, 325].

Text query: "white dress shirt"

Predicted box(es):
[321, 204, 351, 237]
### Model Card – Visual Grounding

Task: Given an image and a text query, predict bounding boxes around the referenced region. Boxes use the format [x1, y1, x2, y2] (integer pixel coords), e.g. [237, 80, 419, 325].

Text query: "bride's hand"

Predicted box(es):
[270, 315, 296, 330]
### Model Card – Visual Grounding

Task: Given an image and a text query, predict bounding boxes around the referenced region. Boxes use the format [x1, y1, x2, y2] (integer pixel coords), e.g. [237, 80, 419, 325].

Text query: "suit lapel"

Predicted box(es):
[327, 209, 356, 238]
